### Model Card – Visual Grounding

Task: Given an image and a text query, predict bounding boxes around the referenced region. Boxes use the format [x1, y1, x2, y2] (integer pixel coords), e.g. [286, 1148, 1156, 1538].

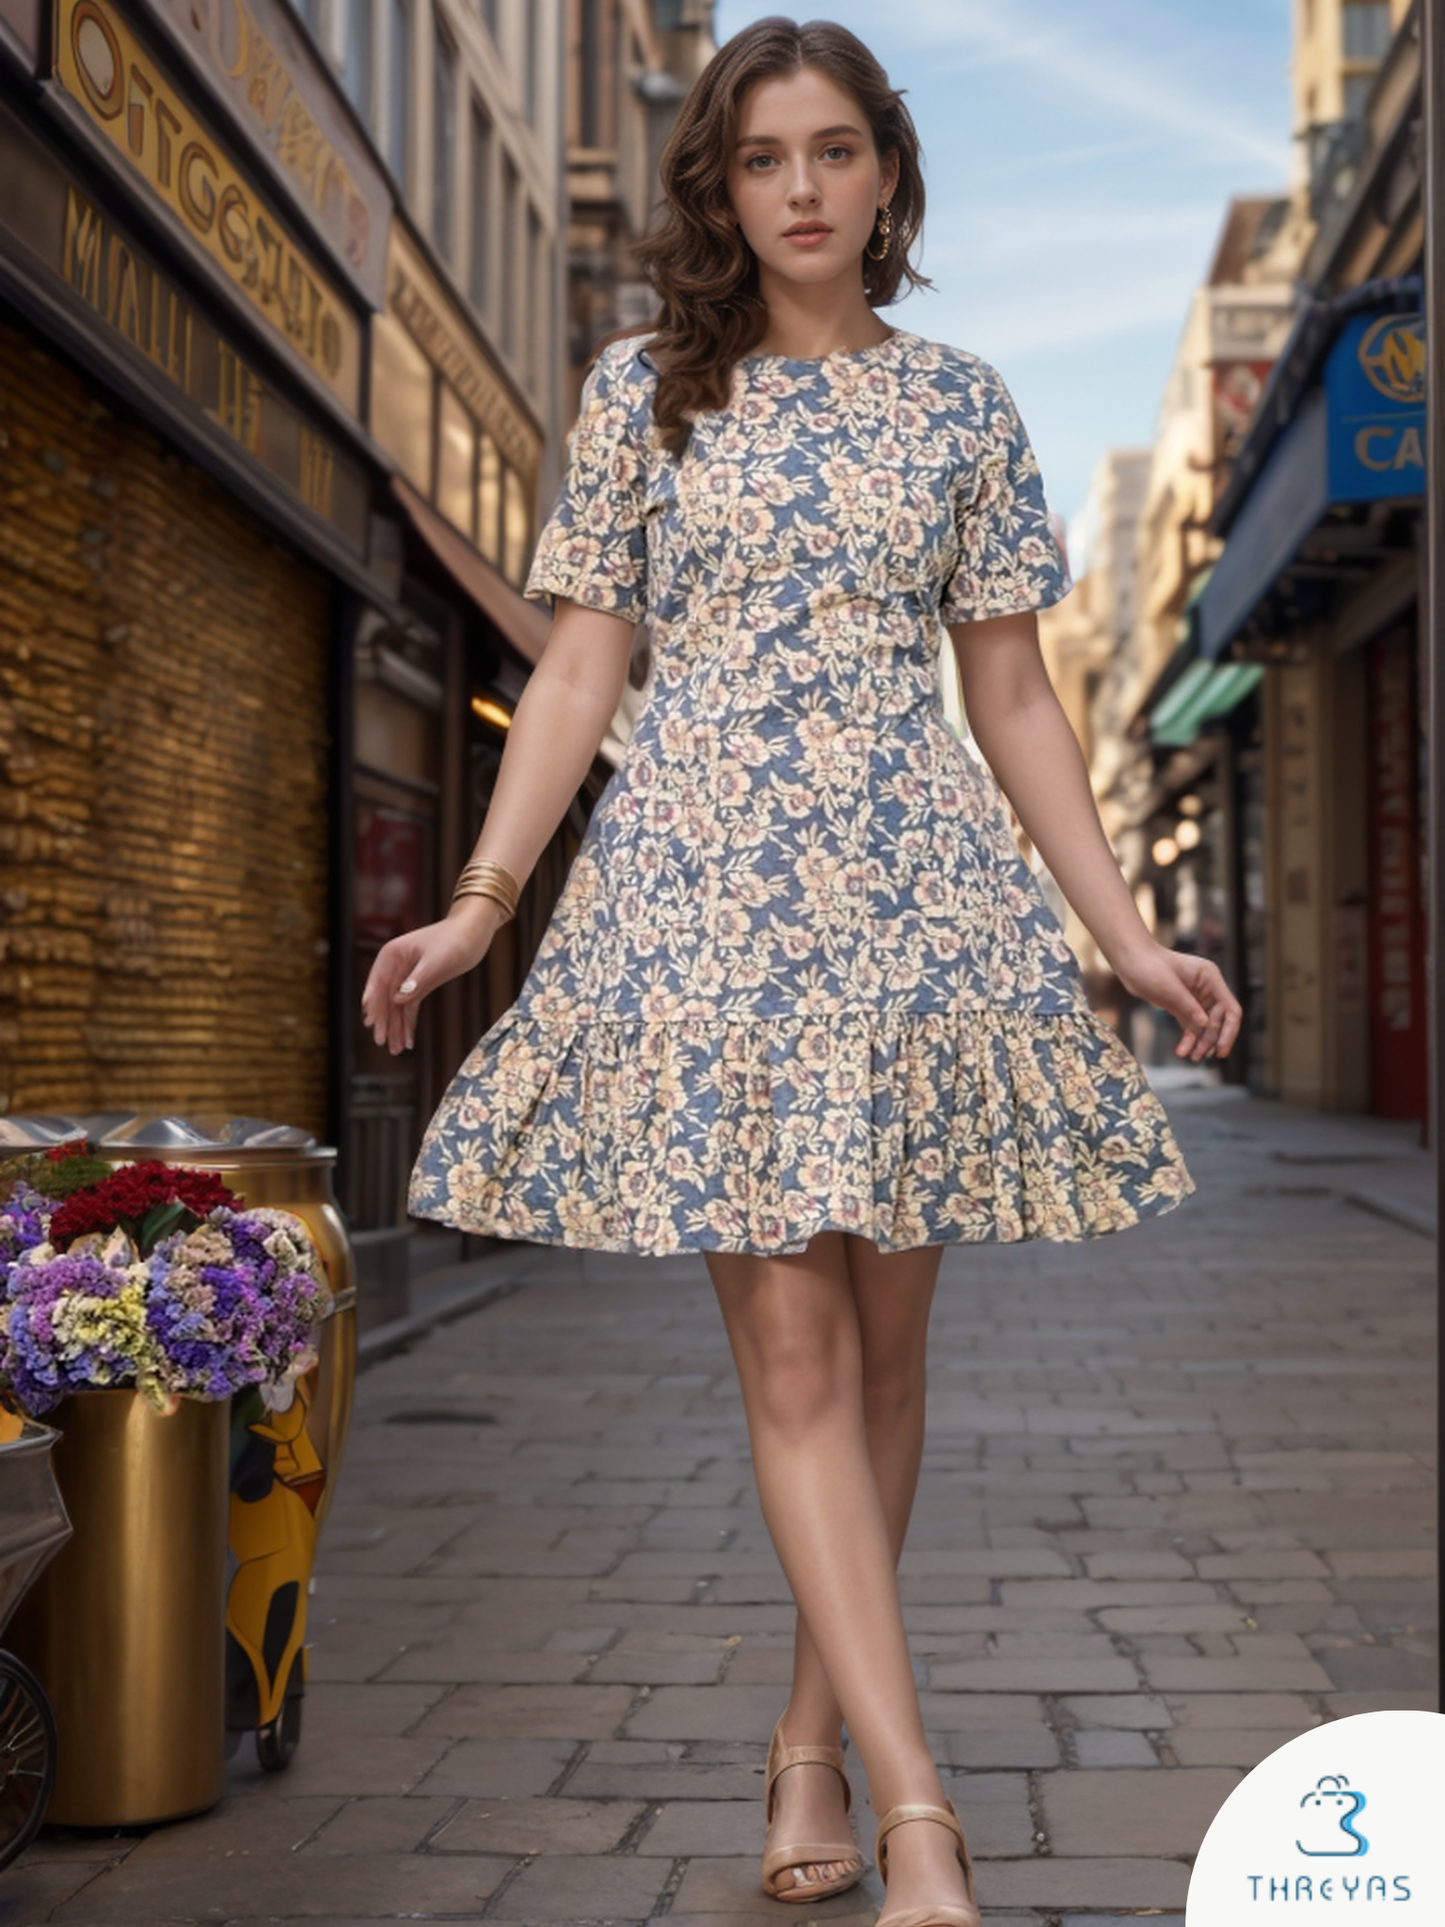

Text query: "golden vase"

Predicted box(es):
[8, 1391, 231, 1826]
[92, 1140, 358, 1761]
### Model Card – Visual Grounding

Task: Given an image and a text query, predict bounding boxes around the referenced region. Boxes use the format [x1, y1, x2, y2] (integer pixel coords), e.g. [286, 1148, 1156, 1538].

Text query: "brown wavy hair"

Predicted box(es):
[633, 17, 931, 457]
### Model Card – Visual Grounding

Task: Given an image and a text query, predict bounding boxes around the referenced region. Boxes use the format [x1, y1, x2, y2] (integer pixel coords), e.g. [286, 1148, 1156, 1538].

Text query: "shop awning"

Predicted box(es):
[1196, 277, 1423, 662]
[1196, 391, 1331, 661]
[1149, 660, 1264, 747]
[391, 476, 551, 666]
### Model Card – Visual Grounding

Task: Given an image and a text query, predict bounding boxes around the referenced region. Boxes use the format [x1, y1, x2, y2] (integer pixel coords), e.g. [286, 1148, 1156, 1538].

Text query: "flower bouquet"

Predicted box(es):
[0, 1143, 332, 1417]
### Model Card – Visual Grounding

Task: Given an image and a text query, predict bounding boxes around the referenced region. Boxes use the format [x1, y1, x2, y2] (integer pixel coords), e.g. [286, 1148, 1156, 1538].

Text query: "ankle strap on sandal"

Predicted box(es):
[765, 1720, 852, 1819]
[875, 1801, 968, 1878]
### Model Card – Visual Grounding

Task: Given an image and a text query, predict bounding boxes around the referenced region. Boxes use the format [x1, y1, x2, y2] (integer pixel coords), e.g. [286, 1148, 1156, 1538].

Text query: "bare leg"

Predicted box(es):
[768, 1233, 939, 1890]
[705, 1231, 976, 1922]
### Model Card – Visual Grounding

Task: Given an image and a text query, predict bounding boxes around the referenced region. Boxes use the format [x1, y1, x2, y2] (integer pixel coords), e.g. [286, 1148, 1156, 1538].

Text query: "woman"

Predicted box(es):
[363, 19, 1241, 1927]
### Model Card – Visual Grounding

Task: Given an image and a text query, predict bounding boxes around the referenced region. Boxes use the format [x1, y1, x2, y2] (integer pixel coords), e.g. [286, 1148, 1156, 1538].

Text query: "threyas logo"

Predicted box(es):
[1297, 1774, 1368, 1857]
[1244, 1771, 1406, 1904]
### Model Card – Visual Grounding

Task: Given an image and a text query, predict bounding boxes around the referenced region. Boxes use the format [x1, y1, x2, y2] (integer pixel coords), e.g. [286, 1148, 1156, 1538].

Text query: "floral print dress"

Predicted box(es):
[408, 327, 1195, 1255]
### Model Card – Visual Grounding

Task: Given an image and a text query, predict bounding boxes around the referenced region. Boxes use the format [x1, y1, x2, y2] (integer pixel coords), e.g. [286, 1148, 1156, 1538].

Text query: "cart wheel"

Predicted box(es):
[0, 1650, 57, 1873]
[255, 1675, 302, 1774]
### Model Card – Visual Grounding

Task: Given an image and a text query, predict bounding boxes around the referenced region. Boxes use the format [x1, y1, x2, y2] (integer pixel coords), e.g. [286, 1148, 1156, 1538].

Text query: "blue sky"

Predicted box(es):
[712, 1, 1295, 543]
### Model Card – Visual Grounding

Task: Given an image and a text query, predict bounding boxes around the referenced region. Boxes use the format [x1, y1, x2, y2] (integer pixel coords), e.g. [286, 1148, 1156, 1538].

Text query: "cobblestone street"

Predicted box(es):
[6, 1084, 1437, 1927]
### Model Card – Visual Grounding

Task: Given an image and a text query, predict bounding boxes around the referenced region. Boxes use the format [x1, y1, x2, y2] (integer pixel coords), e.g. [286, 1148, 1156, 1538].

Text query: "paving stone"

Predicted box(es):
[0, 1860, 118, 1922]
[1072, 1729, 1159, 1767]
[1324, 1547, 1436, 1578]
[941, 1724, 1062, 1769]
[1195, 1549, 1333, 1579]
[1060, 1695, 1172, 1731]
[928, 1658, 1141, 1692]
[568, 1754, 766, 1802]
[1039, 1766, 1241, 1856]
[300, 1680, 450, 1736]
[939, 1772, 1037, 1855]
[300, 1795, 459, 1853]
[118, 1796, 341, 1862]
[1138, 1654, 1336, 1691]
[625, 1684, 788, 1742]
[1160, 1692, 1322, 1729]
[223, 1734, 453, 1799]
[411, 1738, 578, 1798]
[431, 1795, 646, 1854]
[590, 1649, 729, 1684]
[50, 1851, 513, 1920]
[487, 1852, 670, 1920]
[636, 1799, 766, 1857]
[975, 1856, 1190, 1909]
[1082, 1551, 1196, 1578]
[409, 1682, 635, 1739]
[1168, 1726, 1312, 1768]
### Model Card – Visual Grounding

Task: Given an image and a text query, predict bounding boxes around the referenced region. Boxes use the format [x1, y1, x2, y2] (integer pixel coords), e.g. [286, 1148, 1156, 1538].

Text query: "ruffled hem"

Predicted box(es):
[407, 1006, 1196, 1258]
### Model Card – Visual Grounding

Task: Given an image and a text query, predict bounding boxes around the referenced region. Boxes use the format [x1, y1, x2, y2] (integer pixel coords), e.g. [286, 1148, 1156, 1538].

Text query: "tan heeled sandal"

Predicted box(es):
[761, 1716, 865, 1903]
[873, 1800, 982, 1927]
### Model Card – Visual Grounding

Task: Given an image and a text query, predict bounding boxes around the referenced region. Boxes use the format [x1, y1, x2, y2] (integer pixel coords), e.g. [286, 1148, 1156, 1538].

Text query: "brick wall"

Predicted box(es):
[0, 320, 332, 1134]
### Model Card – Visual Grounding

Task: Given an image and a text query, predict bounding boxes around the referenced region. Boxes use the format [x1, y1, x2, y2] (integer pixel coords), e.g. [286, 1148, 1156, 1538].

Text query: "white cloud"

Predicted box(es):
[865, 0, 1289, 172]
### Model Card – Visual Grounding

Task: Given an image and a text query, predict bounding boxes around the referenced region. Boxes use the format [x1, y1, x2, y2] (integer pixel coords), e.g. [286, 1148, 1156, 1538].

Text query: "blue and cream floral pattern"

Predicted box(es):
[409, 328, 1196, 1254]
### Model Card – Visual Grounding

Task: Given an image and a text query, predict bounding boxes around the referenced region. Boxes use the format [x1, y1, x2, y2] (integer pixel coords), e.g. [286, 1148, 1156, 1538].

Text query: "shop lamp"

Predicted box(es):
[471, 694, 514, 731]
[1176, 819, 1202, 851]
[1151, 836, 1180, 867]
[1179, 793, 1203, 816]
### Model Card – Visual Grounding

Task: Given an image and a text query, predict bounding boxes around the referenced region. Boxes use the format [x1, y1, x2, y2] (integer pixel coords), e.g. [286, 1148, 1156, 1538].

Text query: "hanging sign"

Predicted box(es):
[53, 0, 362, 411]
[1324, 311, 1425, 503]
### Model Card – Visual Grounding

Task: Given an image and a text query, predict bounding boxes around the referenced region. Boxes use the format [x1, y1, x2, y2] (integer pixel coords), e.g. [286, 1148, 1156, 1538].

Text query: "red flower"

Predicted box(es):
[49, 1163, 243, 1251]
[45, 1141, 90, 1163]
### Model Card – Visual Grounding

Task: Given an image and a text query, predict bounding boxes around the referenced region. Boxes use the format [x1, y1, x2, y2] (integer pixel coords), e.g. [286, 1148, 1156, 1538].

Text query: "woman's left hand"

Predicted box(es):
[1113, 941, 1243, 1062]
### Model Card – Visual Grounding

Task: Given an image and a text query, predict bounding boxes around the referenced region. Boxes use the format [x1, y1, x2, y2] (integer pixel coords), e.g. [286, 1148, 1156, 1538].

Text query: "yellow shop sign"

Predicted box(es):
[55, 0, 360, 411]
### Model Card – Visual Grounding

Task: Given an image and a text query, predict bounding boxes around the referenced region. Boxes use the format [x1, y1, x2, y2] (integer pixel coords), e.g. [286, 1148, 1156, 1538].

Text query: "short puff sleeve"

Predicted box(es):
[524, 340, 651, 623]
[940, 363, 1072, 625]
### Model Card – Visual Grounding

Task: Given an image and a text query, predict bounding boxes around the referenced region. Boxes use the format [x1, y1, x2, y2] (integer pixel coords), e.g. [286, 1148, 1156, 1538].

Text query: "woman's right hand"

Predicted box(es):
[360, 901, 502, 1055]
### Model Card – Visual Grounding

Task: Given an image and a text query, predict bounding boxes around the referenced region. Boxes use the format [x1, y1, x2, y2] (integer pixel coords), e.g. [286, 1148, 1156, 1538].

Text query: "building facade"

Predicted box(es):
[0, 0, 627, 1319]
[1197, 1, 1425, 1122]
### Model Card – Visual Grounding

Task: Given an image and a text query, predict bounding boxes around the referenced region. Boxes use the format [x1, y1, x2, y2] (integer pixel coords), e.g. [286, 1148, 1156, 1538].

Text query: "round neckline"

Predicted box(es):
[741, 326, 909, 369]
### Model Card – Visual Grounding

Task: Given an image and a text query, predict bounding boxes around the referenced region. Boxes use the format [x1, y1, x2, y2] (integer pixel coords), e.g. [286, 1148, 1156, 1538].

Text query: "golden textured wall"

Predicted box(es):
[0, 321, 332, 1134]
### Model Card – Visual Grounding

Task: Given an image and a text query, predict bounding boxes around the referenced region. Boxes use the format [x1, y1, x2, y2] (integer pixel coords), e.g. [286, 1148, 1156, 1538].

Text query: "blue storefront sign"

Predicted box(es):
[1324, 311, 1426, 502]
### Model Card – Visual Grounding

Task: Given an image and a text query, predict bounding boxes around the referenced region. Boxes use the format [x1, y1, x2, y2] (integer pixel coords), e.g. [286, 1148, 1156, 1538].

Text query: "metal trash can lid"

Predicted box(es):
[0, 1113, 329, 1156]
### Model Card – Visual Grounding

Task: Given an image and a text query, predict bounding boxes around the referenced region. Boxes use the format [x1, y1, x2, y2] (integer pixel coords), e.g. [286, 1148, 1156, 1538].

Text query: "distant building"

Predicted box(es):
[1037, 451, 1152, 977]
[560, 1, 716, 750]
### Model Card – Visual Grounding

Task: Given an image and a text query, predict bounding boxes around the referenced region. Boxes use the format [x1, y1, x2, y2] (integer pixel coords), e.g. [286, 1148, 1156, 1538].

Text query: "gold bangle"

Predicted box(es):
[452, 859, 520, 917]
[451, 883, 515, 922]
[455, 858, 519, 892]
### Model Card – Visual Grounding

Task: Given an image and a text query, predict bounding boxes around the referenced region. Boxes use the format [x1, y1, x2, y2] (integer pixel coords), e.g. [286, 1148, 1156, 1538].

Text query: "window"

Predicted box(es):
[433, 23, 456, 260]
[1342, 2, 1391, 61]
[387, 0, 411, 187]
[502, 463, 530, 585]
[468, 100, 492, 315]
[343, 0, 373, 121]
[477, 434, 502, 564]
[1343, 72, 1375, 120]
[579, 0, 601, 147]
[524, 0, 540, 124]
[526, 205, 543, 391]
[437, 385, 476, 537]
[501, 153, 519, 360]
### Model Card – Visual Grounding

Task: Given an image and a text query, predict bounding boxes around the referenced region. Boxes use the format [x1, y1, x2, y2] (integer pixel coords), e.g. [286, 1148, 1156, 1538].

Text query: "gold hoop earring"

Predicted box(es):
[865, 203, 894, 261]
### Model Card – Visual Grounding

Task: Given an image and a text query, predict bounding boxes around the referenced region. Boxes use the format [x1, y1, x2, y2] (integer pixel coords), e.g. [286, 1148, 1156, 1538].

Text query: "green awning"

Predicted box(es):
[1149, 661, 1263, 748]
